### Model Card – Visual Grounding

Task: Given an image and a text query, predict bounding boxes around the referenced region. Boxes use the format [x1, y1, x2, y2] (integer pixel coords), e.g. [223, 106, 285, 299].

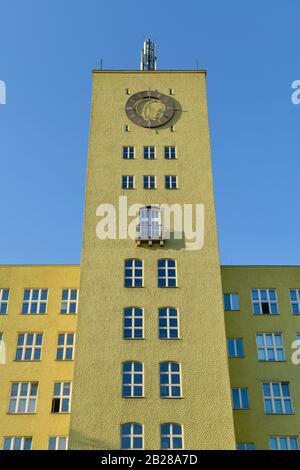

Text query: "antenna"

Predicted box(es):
[140, 38, 157, 71]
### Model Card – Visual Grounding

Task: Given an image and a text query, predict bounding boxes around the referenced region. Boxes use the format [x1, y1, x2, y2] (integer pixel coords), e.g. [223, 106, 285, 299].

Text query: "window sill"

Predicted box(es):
[14, 360, 42, 363]
[233, 408, 250, 411]
[265, 412, 294, 416]
[7, 412, 37, 415]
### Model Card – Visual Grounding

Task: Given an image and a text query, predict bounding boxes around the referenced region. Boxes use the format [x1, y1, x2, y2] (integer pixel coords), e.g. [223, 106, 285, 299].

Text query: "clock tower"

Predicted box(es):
[69, 41, 235, 450]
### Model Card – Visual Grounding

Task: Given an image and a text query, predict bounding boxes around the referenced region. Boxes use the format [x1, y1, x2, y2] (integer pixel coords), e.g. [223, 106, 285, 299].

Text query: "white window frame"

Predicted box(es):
[124, 259, 143, 288]
[0, 288, 9, 314]
[158, 259, 177, 288]
[161, 423, 184, 450]
[122, 175, 134, 189]
[122, 362, 144, 398]
[290, 289, 300, 314]
[15, 333, 43, 361]
[123, 307, 144, 340]
[121, 423, 144, 450]
[263, 382, 293, 414]
[123, 146, 135, 159]
[165, 175, 178, 189]
[143, 175, 156, 189]
[22, 289, 48, 315]
[144, 146, 155, 159]
[158, 307, 179, 339]
[269, 436, 299, 450]
[160, 362, 182, 398]
[8, 382, 38, 414]
[164, 146, 176, 159]
[3, 436, 32, 450]
[56, 333, 75, 361]
[227, 338, 244, 358]
[256, 333, 285, 361]
[60, 289, 79, 314]
[48, 436, 69, 450]
[251, 289, 279, 315]
[138, 206, 163, 240]
[231, 388, 249, 409]
[224, 293, 239, 311]
[51, 382, 72, 414]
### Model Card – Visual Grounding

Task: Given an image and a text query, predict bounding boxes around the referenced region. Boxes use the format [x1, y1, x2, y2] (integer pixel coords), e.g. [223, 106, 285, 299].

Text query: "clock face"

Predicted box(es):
[125, 90, 175, 128]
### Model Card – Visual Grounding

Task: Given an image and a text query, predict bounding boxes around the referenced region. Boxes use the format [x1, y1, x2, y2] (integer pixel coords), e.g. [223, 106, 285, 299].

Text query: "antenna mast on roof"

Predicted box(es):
[140, 38, 157, 70]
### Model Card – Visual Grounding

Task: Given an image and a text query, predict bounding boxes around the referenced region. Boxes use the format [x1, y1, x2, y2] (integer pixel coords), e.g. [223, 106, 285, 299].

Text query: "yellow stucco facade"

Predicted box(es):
[1, 69, 300, 451]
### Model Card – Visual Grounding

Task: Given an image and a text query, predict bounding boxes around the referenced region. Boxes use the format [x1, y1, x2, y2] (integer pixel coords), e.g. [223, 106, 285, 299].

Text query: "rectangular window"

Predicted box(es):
[138, 206, 163, 240]
[51, 382, 72, 413]
[15, 333, 43, 361]
[122, 175, 134, 189]
[124, 259, 143, 288]
[256, 333, 285, 361]
[60, 289, 79, 314]
[0, 288, 9, 314]
[122, 362, 144, 398]
[161, 424, 184, 450]
[3, 437, 32, 450]
[236, 443, 255, 450]
[263, 382, 293, 414]
[123, 146, 134, 159]
[143, 175, 156, 189]
[158, 259, 177, 288]
[165, 175, 178, 189]
[164, 146, 176, 159]
[48, 437, 68, 450]
[9, 382, 38, 414]
[159, 307, 179, 339]
[231, 388, 249, 409]
[123, 307, 144, 339]
[121, 424, 143, 450]
[290, 289, 300, 315]
[269, 436, 299, 450]
[21, 289, 48, 315]
[56, 333, 75, 361]
[143, 146, 155, 159]
[251, 289, 278, 315]
[227, 338, 244, 358]
[224, 293, 239, 311]
[160, 362, 182, 398]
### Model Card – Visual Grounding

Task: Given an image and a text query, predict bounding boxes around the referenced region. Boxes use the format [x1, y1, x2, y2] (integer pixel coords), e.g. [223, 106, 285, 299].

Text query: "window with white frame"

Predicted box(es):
[143, 175, 156, 189]
[3, 437, 32, 450]
[160, 362, 181, 398]
[290, 289, 300, 315]
[227, 338, 244, 358]
[138, 206, 162, 240]
[256, 333, 285, 361]
[48, 436, 68, 450]
[231, 388, 249, 409]
[269, 436, 299, 450]
[164, 146, 176, 159]
[15, 333, 43, 361]
[51, 382, 72, 413]
[161, 424, 183, 450]
[223, 293, 239, 311]
[236, 443, 254, 450]
[9, 382, 38, 414]
[144, 146, 155, 159]
[21, 289, 48, 315]
[165, 175, 178, 189]
[56, 333, 75, 361]
[122, 175, 134, 189]
[0, 288, 9, 314]
[251, 289, 278, 315]
[263, 382, 293, 414]
[159, 307, 179, 339]
[60, 289, 79, 314]
[121, 423, 143, 449]
[123, 146, 134, 159]
[124, 259, 143, 287]
[158, 259, 177, 288]
[122, 362, 143, 397]
[123, 307, 144, 339]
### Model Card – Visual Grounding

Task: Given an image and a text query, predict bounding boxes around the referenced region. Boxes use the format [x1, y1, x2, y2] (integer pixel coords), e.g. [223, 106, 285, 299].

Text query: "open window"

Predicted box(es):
[136, 205, 165, 245]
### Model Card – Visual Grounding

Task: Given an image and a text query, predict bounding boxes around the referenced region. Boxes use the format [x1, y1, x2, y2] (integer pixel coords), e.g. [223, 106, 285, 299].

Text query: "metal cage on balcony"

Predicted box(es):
[136, 206, 166, 246]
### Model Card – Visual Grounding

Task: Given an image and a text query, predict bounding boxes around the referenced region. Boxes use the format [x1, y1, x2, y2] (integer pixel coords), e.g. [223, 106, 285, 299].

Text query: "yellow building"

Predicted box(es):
[0, 41, 300, 450]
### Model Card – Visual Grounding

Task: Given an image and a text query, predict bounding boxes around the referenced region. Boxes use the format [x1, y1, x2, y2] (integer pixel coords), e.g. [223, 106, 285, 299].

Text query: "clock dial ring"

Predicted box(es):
[125, 90, 175, 128]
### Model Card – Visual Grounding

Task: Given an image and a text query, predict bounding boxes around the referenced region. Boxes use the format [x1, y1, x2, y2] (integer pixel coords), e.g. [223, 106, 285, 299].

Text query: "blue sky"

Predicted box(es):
[0, 0, 299, 265]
